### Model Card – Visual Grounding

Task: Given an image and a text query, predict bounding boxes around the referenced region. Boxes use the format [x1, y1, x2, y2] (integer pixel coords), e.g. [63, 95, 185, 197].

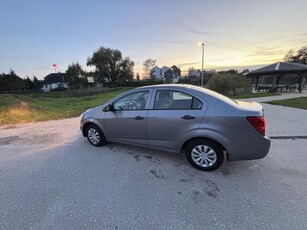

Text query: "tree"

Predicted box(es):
[217, 69, 238, 74]
[87, 46, 134, 86]
[241, 69, 250, 75]
[32, 76, 43, 89]
[283, 45, 307, 93]
[65, 62, 87, 88]
[284, 46, 307, 64]
[0, 70, 25, 92]
[188, 67, 196, 77]
[23, 76, 42, 90]
[136, 72, 140, 81]
[117, 57, 134, 84]
[24, 76, 34, 89]
[143, 58, 156, 79]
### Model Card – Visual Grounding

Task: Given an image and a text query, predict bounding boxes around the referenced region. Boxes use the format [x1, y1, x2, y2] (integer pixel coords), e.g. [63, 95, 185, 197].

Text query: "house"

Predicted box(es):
[151, 65, 181, 83]
[41, 73, 68, 92]
[189, 70, 201, 77]
[151, 66, 170, 80]
[164, 65, 181, 83]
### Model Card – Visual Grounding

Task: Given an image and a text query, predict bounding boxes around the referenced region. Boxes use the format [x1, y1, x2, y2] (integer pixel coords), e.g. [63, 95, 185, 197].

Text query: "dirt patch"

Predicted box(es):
[8, 101, 35, 116]
[0, 136, 20, 145]
[21, 133, 60, 145]
[0, 125, 17, 130]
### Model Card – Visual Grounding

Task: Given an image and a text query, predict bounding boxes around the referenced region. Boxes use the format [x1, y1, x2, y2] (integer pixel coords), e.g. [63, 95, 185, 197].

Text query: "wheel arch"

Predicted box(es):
[82, 120, 105, 137]
[180, 136, 229, 161]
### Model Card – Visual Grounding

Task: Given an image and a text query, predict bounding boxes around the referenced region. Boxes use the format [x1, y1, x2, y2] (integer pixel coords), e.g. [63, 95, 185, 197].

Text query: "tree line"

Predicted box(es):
[1, 45, 306, 92]
[0, 70, 43, 92]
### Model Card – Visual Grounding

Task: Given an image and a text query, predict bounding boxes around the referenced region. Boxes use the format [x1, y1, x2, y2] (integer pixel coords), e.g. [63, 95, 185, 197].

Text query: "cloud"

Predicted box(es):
[244, 46, 286, 58]
[177, 62, 200, 67]
[259, 36, 288, 43]
[147, 38, 196, 44]
[182, 24, 221, 36]
[207, 57, 237, 62]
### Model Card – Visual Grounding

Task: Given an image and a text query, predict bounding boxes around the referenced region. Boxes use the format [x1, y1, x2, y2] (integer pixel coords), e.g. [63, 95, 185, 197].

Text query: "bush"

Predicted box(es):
[178, 76, 200, 85]
[207, 73, 252, 96]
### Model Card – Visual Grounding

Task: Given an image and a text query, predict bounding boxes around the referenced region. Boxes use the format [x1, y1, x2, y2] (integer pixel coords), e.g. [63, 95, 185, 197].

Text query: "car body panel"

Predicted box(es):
[146, 109, 205, 150]
[102, 110, 149, 145]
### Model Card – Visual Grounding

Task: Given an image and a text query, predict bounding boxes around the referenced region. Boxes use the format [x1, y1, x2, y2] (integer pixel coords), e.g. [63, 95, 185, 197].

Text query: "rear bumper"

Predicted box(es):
[227, 136, 271, 161]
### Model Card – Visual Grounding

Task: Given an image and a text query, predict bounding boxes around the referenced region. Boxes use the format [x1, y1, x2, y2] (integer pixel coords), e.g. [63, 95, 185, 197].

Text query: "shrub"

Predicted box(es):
[207, 73, 251, 96]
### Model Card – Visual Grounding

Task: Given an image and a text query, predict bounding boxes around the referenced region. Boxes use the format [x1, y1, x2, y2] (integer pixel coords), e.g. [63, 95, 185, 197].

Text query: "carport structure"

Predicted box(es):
[247, 62, 307, 93]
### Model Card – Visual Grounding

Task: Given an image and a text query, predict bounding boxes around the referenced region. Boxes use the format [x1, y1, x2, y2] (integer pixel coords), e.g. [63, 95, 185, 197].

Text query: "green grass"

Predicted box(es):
[0, 88, 131, 125]
[265, 97, 307, 110]
[231, 92, 280, 99]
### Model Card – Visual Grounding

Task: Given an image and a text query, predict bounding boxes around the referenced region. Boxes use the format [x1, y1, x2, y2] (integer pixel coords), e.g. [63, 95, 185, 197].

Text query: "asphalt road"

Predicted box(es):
[0, 117, 306, 230]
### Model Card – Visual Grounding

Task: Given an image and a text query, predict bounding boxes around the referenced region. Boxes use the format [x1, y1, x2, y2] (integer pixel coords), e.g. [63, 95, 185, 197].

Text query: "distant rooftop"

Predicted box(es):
[248, 62, 307, 76]
[44, 73, 66, 84]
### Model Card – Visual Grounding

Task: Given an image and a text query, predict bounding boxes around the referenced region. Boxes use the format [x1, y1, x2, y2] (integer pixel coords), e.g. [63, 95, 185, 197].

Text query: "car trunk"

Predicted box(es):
[235, 100, 264, 116]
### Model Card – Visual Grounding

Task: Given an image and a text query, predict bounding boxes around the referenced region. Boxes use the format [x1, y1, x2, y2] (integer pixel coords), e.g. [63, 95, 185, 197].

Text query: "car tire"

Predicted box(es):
[86, 124, 106, 146]
[186, 139, 224, 171]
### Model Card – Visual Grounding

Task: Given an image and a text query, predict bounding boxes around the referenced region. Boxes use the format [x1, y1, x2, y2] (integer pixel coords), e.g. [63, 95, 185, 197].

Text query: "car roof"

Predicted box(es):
[139, 84, 192, 89]
[137, 84, 237, 106]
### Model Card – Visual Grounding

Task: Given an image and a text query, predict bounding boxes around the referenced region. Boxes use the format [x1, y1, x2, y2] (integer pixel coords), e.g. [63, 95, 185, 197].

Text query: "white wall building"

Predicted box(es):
[151, 65, 181, 83]
[151, 66, 170, 80]
[41, 73, 68, 92]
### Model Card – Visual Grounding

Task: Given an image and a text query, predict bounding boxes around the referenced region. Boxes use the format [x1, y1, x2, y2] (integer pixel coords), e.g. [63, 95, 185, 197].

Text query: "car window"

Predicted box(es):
[113, 91, 149, 111]
[154, 90, 203, 110]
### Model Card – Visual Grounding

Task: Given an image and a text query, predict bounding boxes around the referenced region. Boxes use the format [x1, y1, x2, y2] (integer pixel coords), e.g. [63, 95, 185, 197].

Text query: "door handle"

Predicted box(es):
[134, 116, 145, 120]
[181, 115, 195, 120]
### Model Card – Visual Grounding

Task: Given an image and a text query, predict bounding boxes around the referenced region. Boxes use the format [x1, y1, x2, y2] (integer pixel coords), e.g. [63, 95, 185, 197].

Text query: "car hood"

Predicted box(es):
[82, 105, 104, 117]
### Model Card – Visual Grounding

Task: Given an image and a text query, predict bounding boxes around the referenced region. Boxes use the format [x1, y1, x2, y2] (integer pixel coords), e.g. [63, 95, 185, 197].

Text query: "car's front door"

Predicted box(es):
[147, 89, 206, 151]
[102, 90, 150, 145]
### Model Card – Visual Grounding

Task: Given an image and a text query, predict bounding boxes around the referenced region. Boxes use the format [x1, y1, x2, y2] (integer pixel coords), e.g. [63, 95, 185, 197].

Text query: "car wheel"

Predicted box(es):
[186, 139, 224, 171]
[86, 125, 106, 146]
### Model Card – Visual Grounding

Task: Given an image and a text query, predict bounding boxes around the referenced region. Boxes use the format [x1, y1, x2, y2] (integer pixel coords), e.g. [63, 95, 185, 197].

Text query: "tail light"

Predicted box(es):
[247, 117, 266, 136]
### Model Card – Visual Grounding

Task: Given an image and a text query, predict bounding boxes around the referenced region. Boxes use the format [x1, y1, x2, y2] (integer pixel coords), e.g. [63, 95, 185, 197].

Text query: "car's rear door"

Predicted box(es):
[146, 89, 206, 151]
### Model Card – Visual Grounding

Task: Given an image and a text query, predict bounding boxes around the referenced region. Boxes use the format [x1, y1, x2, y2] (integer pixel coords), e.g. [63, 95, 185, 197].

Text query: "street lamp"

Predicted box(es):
[199, 42, 205, 87]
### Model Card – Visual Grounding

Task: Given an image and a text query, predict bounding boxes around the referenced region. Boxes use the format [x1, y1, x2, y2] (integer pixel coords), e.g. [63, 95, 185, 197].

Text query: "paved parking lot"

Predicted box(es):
[243, 90, 307, 137]
[0, 98, 307, 229]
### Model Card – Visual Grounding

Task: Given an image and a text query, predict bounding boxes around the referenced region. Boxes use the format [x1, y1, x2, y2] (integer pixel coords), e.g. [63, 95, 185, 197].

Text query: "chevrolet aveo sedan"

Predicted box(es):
[80, 84, 270, 171]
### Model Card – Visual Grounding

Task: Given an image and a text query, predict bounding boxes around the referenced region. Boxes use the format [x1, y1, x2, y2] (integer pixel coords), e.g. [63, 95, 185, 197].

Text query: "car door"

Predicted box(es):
[147, 89, 206, 151]
[102, 90, 150, 145]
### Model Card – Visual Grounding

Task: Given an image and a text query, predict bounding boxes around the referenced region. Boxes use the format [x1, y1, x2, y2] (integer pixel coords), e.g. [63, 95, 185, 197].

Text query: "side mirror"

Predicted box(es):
[103, 104, 115, 112]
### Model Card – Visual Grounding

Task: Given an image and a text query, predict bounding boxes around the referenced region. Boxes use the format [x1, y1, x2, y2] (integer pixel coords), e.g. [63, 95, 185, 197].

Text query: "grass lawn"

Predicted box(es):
[231, 92, 280, 99]
[0, 88, 131, 125]
[265, 97, 307, 110]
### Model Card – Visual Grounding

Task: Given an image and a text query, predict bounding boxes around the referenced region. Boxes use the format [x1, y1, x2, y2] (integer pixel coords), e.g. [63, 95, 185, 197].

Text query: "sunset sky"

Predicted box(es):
[0, 0, 306, 79]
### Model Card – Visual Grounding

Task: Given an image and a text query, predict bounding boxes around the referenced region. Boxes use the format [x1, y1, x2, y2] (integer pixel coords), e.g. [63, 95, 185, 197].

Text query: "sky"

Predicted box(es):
[0, 0, 306, 79]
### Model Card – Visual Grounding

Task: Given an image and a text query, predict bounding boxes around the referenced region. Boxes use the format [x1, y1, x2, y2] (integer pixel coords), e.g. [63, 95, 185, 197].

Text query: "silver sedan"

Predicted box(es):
[80, 84, 270, 171]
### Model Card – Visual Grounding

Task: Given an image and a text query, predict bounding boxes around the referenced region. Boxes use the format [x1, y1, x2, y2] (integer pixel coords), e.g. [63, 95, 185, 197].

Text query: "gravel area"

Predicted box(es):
[0, 111, 306, 229]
